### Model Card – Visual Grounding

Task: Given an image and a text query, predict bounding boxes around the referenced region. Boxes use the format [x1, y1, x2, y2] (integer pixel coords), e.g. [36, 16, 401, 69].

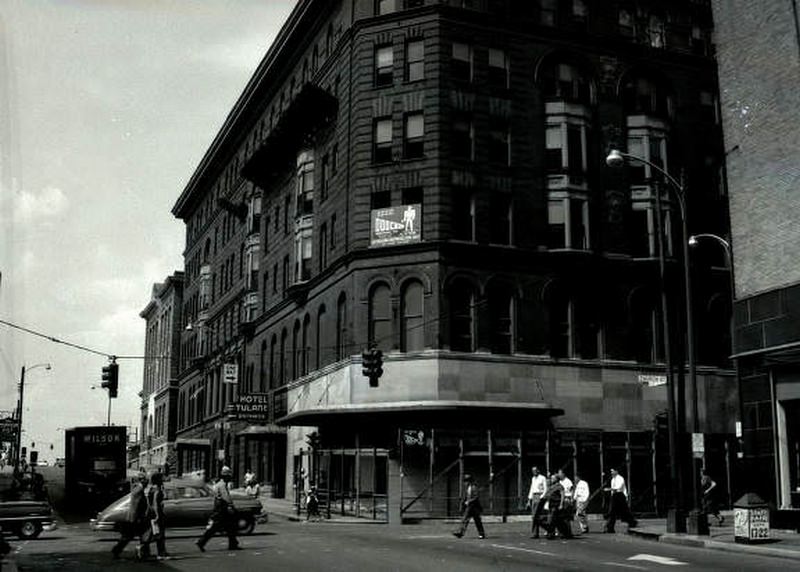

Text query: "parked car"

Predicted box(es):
[0, 501, 57, 539]
[90, 478, 263, 534]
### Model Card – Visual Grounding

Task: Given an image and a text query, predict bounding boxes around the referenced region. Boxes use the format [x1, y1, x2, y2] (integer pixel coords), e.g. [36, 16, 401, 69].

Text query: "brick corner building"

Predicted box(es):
[163, 0, 735, 522]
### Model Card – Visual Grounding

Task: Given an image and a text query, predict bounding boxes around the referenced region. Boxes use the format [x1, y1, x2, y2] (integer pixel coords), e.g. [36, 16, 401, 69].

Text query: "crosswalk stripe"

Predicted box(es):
[629, 554, 688, 566]
[490, 544, 556, 557]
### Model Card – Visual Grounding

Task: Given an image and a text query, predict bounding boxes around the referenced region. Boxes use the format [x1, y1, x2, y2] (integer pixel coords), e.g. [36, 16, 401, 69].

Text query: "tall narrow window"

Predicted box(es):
[449, 282, 475, 352]
[280, 329, 288, 384]
[336, 294, 347, 360]
[401, 281, 424, 352]
[490, 193, 512, 245]
[319, 222, 328, 271]
[406, 39, 424, 82]
[489, 118, 510, 165]
[452, 43, 472, 82]
[296, 150, 314, 216]
[403, 112, 424, 159]
[369, 283, 392, 352]
[282, 255, 289, 293]
[316, 305, 327, 369]
[488, 284, 514, 354]
[320, 153, 330, 201]
[374, 118, 393, 163]
[375, 45, 394, 87]
[452, 115, 473, 159]
[488, 48, 509, 89]
[302, 315, 311, 376]
[452, 190, 475, 241]
[294, 228, 312, 282]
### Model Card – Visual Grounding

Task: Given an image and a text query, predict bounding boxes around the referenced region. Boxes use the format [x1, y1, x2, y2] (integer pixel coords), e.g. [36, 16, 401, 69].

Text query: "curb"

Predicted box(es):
[629, 528, 800, 560]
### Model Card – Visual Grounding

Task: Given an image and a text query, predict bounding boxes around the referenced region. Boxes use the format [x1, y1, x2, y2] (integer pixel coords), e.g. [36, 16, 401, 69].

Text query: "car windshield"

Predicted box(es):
[164, 481, 213, 500]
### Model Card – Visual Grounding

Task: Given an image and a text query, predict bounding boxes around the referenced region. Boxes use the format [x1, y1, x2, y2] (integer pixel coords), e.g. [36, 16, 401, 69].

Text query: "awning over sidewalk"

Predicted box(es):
[236, 424, 287, 436]
[175, 438, 210, 447]
[276, 400, 562, 429]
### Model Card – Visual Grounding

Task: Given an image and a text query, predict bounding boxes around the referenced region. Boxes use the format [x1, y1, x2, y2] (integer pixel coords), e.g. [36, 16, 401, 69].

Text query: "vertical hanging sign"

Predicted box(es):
[223, 363, 239, 384]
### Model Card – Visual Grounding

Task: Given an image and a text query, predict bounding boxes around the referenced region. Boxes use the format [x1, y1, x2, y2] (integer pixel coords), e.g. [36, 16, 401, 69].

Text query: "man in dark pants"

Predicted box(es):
[196, 466, 240, 551]
[453, 474, 485, 539]
[604, 468, 638, 532]
[112, 471, 150, 560]
[542, 474, 573, 540]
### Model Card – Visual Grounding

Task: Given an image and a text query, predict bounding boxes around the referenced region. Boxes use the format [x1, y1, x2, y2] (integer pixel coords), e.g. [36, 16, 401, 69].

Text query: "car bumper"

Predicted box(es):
[89, 519, 118, 532]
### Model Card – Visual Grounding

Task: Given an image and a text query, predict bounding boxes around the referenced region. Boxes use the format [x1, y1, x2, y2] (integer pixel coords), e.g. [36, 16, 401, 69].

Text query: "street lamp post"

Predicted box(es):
[606, 149, 706, 533]
[15, 363, 51, 470]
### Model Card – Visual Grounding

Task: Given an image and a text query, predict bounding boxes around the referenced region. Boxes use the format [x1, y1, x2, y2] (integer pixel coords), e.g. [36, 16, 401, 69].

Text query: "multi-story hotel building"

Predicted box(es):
[168, 0, 735, 522]
[138, 272, 184, 473]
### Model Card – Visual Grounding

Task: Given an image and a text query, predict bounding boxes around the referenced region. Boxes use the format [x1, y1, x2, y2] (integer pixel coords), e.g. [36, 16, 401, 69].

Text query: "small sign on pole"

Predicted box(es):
[223, 363, 239, 384]
[692, 432, 705, 458]
[735, 421, 742, 438]
[638, 374, 667, 387]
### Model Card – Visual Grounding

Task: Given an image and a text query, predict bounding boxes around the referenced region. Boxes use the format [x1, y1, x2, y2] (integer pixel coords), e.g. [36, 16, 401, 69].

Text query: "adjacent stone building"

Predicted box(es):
[138, 272, 183, 474]
[167, 0, 735, 521]
[711, 0, 800, 509]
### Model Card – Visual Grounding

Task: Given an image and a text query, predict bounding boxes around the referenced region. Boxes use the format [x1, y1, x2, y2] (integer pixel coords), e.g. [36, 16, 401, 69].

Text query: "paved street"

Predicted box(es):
[5, 519, 793, 571]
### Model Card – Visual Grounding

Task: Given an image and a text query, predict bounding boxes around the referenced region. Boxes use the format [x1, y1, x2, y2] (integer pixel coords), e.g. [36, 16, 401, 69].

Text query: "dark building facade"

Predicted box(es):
[169, 0, 734, 521]
[138, 272, 184, 474]
[711, 0, 800, 509]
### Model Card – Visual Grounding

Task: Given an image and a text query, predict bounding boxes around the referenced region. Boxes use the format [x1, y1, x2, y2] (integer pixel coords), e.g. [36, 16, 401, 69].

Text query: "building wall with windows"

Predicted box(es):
[139, 272, 183, 473]
[166, 0, 735, 513]
[711, 0, 800, 508]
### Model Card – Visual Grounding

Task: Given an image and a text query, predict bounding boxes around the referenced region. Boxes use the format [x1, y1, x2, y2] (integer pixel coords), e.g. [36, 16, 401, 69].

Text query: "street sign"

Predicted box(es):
[638, 374, 667, 387]
[692, 432, 705, 457]
[223, 363, 239, 384]
[735, 421, 742, 438]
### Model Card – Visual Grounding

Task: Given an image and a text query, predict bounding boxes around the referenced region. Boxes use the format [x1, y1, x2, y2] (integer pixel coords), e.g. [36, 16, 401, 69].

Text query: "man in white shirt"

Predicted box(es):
[527, 466, 548, 538]
[557, 469, 574, 498]
[573, 473, 590, 533]
[603, 468, 637, 532]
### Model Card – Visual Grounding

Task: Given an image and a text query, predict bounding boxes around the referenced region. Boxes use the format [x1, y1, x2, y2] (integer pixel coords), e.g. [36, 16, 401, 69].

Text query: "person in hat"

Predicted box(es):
[453, 474, 485, 539]
[196, 466, 240, 552]
[112, 470, 150, 560]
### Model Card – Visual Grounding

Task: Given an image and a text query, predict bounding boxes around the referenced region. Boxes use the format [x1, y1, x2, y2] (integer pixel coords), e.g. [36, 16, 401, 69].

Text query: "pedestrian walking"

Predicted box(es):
[527, 466, 547, 538]
[196, 466, 241, 552]
[112, 471, 150, 560]
[453, 474, 485, 539]
[245, 473, 261, 499]
[305, 486, 320, 521]
[140, 472, 168, 560]
[557, 469, 573, 499]
[573, 472, 590, 533]
[603, 468, 637, 532]
[701, 469, 724, 525]
[542, 474, 573, 540]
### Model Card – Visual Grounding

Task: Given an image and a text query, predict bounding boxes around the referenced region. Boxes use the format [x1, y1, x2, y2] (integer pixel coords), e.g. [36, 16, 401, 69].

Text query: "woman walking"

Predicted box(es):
[701, 470, 724, 526]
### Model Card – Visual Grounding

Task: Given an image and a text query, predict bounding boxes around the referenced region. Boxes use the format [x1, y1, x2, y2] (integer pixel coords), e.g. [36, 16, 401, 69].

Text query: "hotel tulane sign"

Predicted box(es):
[231, 393, 269, 421]
[370, 204, 421, 247]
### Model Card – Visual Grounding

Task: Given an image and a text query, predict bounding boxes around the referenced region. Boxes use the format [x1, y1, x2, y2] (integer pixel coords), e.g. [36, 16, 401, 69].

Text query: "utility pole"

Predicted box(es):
[15, 365, 25, 470]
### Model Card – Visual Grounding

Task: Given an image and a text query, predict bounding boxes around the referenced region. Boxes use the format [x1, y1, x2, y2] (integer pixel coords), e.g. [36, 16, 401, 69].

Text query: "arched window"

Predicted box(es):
[259, 340, 267, 393]
[302, 314, 311, 376]
[292, 320, 301, 380]
[336, 294, 347, 360]
[622, 74, 672, 118]
[546, 286, 571, 358]
[269, 335, 278, 389]
[488, 281, 515, 355]
[629, 288, 661, 364]
[401, 280, 424, 352]
[449, 279, 476, 352]
[540, 60, 592, 104]
[316, 305, 327, 369]
[280, 328, 288, 385]
[369, 283, 392, 352]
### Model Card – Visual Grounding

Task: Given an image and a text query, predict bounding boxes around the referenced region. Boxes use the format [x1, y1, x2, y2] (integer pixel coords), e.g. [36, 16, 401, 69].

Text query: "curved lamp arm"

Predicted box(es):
[606, 149, 685, 218]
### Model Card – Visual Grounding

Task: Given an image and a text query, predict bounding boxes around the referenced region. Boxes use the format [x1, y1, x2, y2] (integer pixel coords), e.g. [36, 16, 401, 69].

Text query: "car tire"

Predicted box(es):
[236, 515, 255, 535]
[17, 521, 42, 540]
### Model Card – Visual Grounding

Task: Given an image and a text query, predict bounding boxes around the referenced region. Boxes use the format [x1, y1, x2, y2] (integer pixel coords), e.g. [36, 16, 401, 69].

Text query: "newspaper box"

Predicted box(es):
[734, 493, 770, 544]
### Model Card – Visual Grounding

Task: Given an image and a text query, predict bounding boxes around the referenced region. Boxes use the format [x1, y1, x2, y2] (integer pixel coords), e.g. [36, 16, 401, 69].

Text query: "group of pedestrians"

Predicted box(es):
[112, 465, 246, 561]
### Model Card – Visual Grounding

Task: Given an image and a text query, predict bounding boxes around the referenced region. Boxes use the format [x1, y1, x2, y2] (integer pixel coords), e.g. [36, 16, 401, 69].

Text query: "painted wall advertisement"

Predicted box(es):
[370, 204, 421, 247]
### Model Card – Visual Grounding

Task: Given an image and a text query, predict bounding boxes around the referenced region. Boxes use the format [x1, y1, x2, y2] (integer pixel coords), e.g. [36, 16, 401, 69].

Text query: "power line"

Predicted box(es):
[0, 318, 111, 358]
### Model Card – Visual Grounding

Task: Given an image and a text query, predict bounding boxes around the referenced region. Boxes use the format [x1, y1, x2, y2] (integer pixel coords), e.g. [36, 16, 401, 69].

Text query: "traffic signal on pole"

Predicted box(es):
[362, 346, 384, 387]
[101, 362, 119, 398]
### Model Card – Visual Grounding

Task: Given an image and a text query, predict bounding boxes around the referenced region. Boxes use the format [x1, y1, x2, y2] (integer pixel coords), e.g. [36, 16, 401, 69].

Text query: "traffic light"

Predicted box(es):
[361, 346, 384, 387]
[101, 361, 119, 398]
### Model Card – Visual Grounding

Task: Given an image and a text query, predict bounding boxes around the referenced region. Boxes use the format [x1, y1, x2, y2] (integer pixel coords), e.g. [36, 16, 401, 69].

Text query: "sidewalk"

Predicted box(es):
[262, 495, 382, 524]
[629, 511, 800, 560]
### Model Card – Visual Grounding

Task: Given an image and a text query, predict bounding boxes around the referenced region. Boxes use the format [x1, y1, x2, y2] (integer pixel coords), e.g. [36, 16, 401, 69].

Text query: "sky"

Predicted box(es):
[0, 0, 296, 461]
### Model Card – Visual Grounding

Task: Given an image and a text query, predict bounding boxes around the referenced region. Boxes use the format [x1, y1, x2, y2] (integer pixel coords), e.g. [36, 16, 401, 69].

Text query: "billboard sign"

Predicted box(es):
[370, 204, 421, 247]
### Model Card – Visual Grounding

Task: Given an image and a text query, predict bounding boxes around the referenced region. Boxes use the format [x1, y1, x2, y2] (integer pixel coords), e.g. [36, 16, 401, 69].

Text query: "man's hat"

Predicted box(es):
[221, 466, 232, 476]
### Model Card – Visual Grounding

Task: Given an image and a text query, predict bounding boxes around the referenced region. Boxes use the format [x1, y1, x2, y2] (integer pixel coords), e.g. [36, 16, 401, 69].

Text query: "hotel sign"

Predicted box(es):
[370, 204, 421, 247]
[231, 393, 270, 421]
